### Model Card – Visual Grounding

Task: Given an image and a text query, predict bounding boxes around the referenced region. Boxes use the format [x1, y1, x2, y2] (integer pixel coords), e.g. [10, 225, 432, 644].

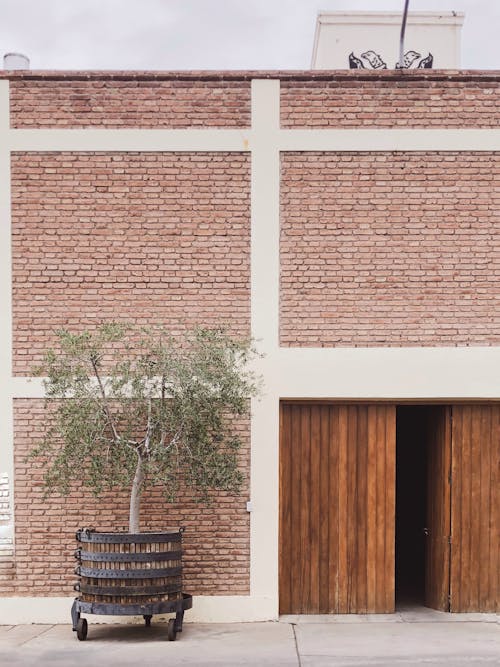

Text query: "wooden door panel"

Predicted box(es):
[425, 406, 452, 611]
[279, 403, 396, 614]
[382, 407, 397, 612]
[278, 403, 292, 614]
[450, 405, 499, 612]
[319, 404, 333, 613]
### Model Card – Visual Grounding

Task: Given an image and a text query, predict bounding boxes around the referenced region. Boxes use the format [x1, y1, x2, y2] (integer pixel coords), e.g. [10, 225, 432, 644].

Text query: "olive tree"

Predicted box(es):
[30, 323, 261, 533]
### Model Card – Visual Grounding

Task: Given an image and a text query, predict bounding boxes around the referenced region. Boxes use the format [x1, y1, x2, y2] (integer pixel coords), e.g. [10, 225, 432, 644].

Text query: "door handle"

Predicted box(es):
[423, 528, 429, 536]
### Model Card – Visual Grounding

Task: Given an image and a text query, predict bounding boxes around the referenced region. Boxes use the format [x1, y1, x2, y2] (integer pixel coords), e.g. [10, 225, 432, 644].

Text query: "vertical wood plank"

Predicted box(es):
[289, 404, 302, 614]
[356, 405, 368, 613]
[425, 406, 451, 611]
[327, 405, 340, 612]
[375, 405, 387, 612]
[469, 406, 481, 609]
[319, 404, 331, 613]
[384, 405, 396, 613]
[279, 404, 291, 614]
[278, 404, 286, 612]
[478, 406, 491, 610]
[309, 404, 321, 612]
[346, 405, 358, 612]
[299, 405, 311, 613]
[366, 405, 378, 612]
[337, 405, 349, 613]
[461, 405, 472, 611]
[450, 405, 462, 612]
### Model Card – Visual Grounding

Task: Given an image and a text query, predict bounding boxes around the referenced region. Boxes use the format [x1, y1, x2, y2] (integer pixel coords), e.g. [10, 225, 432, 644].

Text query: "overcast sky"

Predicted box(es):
[0, 0, 499, 71]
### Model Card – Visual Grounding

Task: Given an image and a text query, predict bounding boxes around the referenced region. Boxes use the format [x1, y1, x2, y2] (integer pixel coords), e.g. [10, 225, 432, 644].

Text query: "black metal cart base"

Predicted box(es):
[71, 593, 193, 641]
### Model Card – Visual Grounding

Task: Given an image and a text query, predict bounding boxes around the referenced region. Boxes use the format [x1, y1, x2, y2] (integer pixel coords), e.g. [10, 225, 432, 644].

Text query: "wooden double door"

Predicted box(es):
[279, 403, 499, 614]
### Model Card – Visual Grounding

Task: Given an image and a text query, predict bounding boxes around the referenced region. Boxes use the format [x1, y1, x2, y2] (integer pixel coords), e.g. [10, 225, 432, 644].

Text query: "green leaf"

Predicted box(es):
[29, 323, 262, 530]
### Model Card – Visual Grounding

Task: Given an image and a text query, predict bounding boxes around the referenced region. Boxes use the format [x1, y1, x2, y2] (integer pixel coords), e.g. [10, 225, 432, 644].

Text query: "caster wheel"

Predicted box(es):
[144, 615, 152, 627]
[167, 618, 177, 641]
[76, 618, 88, 641]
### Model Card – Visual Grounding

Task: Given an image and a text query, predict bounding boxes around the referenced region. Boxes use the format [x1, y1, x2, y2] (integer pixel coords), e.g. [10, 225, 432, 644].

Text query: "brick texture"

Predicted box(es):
[9, 80, 250, 128]
[5, 72, 500, 599]
[280, 151, 500, 347]
[3, 400, 250, 597]
[281, 80, 500, 128]
[11, 152, 250, 374]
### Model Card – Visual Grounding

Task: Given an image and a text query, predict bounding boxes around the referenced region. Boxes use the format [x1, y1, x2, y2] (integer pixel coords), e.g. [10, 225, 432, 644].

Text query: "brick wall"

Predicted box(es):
[280, 151, 500, 347]
[4, 71, 500, 601]
[12, 151, 250, 374]
[6, 400, 249, 597]
[9, 146, 251, 596]
[6, 72, 500, 130]
[281, 79, 500, 128]
[9, 79, 251, 128]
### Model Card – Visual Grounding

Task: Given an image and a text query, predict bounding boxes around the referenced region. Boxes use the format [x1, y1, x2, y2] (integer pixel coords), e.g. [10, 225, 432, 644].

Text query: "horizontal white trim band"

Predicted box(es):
[7, 128, 500, 153]
[12, 345, 500, 399]
[9, 129, 252, 152]
[278, 129, 500, 152]
[0, 595, 276, 624]
[258, 346, 500, 398]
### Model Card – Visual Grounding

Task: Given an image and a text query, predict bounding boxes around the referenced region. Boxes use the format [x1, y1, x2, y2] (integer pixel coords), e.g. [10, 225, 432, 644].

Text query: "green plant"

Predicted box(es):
[30, 323, 261, 532]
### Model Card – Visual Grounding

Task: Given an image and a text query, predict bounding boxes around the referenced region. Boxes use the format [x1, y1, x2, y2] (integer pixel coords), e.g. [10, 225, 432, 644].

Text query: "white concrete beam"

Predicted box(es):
[278, 128, 500, 152]
[266, 346, 500, 399]
[10, 129, 251, 152]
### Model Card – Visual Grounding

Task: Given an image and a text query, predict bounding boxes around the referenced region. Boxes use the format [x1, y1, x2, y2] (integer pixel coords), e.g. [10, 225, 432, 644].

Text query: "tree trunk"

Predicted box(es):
[129, 454, 144, 533]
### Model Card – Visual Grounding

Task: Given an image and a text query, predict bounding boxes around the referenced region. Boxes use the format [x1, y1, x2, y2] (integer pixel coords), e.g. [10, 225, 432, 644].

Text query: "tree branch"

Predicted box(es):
[90, 355, 121, 443]
[143, 397, 152, 458]
[129, 450, 144, 533]
[159, 374, 167, 449]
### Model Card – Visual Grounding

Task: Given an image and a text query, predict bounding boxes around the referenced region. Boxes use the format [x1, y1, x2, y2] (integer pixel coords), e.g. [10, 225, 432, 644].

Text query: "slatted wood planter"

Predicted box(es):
[75, 529, 183, 604]
[71, 529, 192, 641]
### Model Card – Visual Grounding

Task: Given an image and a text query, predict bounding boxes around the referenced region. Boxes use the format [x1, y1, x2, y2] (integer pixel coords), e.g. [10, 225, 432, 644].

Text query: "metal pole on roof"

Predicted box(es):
[398, 0, 411, 68]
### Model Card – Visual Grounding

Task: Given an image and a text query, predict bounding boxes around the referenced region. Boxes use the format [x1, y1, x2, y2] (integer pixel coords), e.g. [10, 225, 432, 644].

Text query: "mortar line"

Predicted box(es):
[17, 624, 55, 646]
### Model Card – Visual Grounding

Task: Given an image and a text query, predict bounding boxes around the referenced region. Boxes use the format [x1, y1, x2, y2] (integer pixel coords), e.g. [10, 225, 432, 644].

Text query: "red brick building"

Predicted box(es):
[0, 69, 498, 621]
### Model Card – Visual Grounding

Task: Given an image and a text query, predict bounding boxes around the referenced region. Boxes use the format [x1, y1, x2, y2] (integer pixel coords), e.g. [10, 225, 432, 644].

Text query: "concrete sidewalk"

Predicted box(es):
[0, 609, 498, 667]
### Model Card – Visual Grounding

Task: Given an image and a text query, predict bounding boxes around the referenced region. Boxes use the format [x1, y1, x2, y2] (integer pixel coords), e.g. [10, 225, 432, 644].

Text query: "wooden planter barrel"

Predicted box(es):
[71, 528, 192, 641]
[74, 529, 183, 605]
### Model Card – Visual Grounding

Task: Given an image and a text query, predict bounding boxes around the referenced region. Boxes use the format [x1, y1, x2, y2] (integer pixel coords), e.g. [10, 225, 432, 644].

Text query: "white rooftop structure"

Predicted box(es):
[312, 11, 465, 70]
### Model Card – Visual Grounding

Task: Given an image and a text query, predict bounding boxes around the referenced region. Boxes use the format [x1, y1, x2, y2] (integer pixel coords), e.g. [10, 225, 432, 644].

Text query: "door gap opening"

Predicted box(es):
[395, 406, 429, 607]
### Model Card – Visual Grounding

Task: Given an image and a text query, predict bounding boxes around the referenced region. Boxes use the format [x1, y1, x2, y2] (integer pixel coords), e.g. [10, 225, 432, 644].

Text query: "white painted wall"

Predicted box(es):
[312, 12, 464, 70]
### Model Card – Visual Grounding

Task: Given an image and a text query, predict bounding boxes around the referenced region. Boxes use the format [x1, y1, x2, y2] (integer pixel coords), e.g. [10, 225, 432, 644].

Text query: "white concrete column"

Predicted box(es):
[249, 80, 280, 612]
